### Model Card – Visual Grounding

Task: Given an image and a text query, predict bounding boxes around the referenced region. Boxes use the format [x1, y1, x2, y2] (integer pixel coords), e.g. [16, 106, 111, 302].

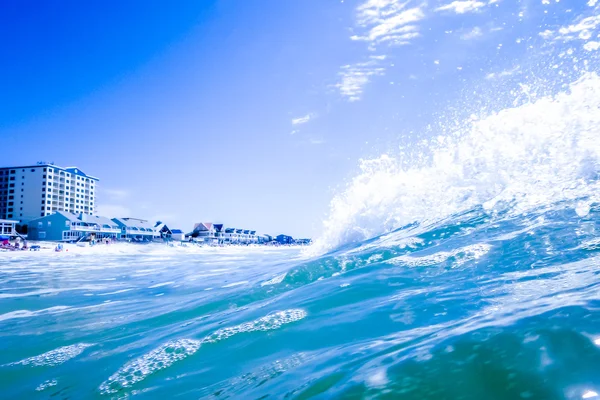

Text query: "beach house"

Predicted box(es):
[27, 211, 120, 241]
[112, 218, 156, 241]
[276, 234, 294, 244]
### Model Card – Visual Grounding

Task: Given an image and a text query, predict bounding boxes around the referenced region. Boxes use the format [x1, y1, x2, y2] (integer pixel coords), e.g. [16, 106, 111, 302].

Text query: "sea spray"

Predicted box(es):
[314, 73, 600, 253]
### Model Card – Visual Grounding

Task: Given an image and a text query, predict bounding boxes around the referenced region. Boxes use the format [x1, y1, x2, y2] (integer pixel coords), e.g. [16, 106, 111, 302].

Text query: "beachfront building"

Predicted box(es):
[171, 229, 185, 241]
[188, 223, 260, 244]
[27, 211, 120, 242]
[0, 219, 18, 239]
[217, 227, 258, 244]
[154, 222, 172, 239]
[112, 218, 156, 242]
[0, 163, 98, 225]
[276, 234, 294, 245]
[190, 222, 217, 243]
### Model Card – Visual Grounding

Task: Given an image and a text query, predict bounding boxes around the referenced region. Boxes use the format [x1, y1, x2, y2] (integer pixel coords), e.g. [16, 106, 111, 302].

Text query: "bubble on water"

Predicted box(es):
[98, 339, 201, 395]
[202, 309, 307, 344]
[35, 379, 58, 391]
[583, 390, 599, 399]
[9, 343, 94, 367]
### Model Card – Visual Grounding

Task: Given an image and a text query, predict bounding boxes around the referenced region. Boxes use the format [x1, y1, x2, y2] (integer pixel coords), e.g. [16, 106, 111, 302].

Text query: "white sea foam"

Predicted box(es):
[99, 309, 306, 393]
[261, 273, 287, 286]
[202, 309, 307, 343]
[147, 281, 174, 289]
[98, 339, 201, 395]
[389, 244, 491, 267]
[10, 343, 94, 367]
[314, 73, 600, 252]
[35, 379, 58, 391]
[222, 281, 249, 288]
[0, 306, 72, 322]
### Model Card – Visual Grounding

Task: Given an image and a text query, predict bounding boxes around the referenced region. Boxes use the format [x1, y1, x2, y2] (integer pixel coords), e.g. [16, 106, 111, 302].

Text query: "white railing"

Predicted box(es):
[70, 225, 120, 233]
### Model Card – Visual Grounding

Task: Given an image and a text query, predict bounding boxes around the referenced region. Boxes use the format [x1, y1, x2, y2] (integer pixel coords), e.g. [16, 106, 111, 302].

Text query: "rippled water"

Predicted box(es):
[2, 200, 600, 400]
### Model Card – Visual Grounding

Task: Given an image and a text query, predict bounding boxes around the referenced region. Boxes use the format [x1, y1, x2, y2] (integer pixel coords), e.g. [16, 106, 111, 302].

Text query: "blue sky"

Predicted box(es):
[1, 0, 598, 237]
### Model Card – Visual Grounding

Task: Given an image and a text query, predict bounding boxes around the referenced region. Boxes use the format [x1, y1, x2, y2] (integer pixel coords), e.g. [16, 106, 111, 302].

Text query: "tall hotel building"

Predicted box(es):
[0, 164, 98, 224]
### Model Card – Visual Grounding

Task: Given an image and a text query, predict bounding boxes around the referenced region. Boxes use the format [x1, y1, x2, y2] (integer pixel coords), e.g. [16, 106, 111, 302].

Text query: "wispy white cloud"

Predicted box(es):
[435, 1, 486, 14]
[336, 57, 386, 101]
[291, 113, 315, 125]
[485, 65, 520, 79]
[461, 26, 483, 39]
[309, 138, 325, 145]
[351, 0, 425, 47]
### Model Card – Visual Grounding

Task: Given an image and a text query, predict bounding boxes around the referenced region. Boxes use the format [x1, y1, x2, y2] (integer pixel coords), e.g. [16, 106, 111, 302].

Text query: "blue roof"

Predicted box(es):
[171, 229, 183, 234]
[64, 167, 99, 181]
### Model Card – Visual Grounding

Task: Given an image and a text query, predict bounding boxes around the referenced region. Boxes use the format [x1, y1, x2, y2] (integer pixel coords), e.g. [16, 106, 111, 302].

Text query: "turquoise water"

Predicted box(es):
[3, 199, 600, 399]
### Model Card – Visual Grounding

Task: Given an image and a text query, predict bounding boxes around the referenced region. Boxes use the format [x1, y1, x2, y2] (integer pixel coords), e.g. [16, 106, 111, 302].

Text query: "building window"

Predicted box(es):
[31, 169, 34, 172]
[21, 189, 23, 192]
[7, 214, 12, 218]
[9, 184, 14, 187]
[8, 196, 13, 200]
[47, 207, 50, 210]
[10, 170, 15, 174]
[47, 221, 51, 227]
[43, 175, 46, 179]
[43, 168, 47, 172]
[9, 190, 13, 193]
[38, 222, 42, 228]
[9, 177, 14, 181]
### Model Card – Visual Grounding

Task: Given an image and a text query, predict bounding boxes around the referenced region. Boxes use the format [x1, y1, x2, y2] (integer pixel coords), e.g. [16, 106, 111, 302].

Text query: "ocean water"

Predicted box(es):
[6, 6, 600, 400]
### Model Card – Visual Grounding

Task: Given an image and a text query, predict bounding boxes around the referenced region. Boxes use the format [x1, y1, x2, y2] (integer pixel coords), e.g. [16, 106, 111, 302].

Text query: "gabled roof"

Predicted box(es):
[46, 211, 118, 228]
[193, 222, 214, 232]
[213, 224, 224, 232]
[85, 214, 119, 228]
[55, 211, 80, 223]
[112, 217, 155, 231]
[64, 167, 99, 181]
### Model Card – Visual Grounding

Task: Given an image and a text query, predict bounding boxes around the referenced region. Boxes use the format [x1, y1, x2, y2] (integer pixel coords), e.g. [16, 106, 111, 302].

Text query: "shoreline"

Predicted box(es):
[0, 240, 311, 256]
